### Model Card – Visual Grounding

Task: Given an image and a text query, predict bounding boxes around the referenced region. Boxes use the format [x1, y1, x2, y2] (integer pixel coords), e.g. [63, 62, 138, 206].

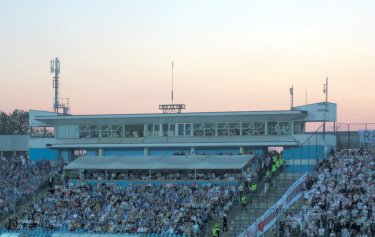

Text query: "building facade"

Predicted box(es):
[29, 102, 337, 172]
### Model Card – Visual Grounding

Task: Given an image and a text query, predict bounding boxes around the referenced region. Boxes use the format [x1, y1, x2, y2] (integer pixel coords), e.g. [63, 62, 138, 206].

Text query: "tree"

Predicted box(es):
[0, 110, 29, 135]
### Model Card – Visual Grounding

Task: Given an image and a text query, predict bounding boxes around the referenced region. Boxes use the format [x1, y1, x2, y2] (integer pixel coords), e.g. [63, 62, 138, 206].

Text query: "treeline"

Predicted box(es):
[0, 110, 29, 135]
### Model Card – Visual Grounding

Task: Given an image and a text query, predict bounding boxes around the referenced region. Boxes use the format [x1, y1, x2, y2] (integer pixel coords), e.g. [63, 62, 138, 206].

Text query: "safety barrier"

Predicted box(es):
[238, 173, 307, 237]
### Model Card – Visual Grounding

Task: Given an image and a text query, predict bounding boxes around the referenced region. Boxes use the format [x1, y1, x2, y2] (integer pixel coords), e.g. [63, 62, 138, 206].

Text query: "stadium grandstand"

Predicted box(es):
[2, 102, 375, 237]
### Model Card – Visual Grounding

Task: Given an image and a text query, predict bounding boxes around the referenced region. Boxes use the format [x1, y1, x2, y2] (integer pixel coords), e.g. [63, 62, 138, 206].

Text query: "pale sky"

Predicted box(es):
[0, 0, 374, 123]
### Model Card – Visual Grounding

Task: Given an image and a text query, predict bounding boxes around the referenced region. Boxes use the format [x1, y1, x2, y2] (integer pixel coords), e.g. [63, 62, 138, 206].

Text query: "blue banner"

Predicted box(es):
[359, 130, 375, 143]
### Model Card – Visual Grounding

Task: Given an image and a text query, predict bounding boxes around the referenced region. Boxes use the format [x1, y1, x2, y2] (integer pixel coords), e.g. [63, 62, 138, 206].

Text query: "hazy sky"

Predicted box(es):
[0, 0, 374, 123]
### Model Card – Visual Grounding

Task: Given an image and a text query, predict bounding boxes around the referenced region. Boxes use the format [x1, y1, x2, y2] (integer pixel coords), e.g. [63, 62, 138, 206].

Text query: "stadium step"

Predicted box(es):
[218, 173, 301, 237]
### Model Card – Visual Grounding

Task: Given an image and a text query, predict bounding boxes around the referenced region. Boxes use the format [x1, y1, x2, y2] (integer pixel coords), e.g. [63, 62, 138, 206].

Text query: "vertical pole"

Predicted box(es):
[316, 132, 318, 161]
[195, 169, 197, 180]
[13, 187, 16, 216]
[307, 139, 310, 175]
[347, 124, 350, 149]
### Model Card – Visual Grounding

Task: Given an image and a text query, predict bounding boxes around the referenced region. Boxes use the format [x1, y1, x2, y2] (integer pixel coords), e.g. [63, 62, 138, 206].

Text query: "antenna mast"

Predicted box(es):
[51, 58, 60, 113]
[50, 57, 70, 115]
[323, 77, 328, 103]
[159, 61, 186, 114]
[171, 61, 174, 104]
[289, 85, 294, 109]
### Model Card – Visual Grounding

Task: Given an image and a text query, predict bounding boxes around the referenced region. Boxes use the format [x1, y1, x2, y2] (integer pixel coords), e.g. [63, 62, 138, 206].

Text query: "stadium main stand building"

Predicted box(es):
[28, 102, 336, 173]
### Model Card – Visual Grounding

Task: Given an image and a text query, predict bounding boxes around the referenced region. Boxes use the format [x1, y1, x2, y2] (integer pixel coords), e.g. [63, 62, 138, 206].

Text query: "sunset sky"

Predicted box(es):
[0, 0, 374, 123]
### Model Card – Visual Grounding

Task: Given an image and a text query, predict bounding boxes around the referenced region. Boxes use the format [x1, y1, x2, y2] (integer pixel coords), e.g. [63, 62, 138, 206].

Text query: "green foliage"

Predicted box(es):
[0, 110, 29, 135]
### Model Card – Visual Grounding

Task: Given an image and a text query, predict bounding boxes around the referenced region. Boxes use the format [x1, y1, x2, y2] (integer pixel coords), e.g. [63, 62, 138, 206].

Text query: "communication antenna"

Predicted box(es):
[305, 89, 308, 105]
[171, 61, 174, 104]
[51, 58, 60, 113]
[159, 61, 186, 113]
[50, 57, 70, 115]
[289, 84, 294, 109]
[322, 76, 329, 140]
[323, 76, 328, 103]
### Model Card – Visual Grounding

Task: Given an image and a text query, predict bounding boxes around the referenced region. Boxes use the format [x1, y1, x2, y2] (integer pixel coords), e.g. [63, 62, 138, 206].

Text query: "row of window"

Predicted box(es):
[78, 121, 304, 138]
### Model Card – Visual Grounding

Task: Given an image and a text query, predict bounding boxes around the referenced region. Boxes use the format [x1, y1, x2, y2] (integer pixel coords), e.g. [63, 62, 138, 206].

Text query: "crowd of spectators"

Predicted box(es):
[0, 156, 63, 218]
[274, 149, 375, 236]
[8, 182, 238, 235]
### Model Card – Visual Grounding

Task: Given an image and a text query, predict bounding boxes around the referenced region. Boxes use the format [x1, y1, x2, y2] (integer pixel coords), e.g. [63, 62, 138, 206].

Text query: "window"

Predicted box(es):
[204, 123, 215, 136]
[162, 124, 168, 136]
[241, 123, 252, 135]
[229, 123, 240, 136]
[89, 126, 99, 138]
[254, 122, 265, 135]
[294, 121, 305, 134]
[193, 123, 204, 136]
[125, 124, 144, 137]
[101, 125, 111, 138]
[178, 124, 184, 136]
[31, 126, 55, 138]
[168, 124, 176, 136]
[279, 122, 291, 135]
[112, 125, 123, 138]
[185, 124, 192, 136]
[267, 122, 278, 135]
[218, 123, 228, 136]
[146, 124, 160, 137]
[79, 126, 90, 138]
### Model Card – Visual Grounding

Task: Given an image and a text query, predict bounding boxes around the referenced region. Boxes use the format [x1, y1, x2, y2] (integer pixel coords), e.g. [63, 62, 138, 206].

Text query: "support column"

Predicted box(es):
[144, 147, 149, 156]
[98, 148, 104, 156]
[265, 122, 268, 135]
[191, 147, 196, 156]
[13, 151, 17, 157]
[0, 151, 3, 157]
[240, 147, 244, 155]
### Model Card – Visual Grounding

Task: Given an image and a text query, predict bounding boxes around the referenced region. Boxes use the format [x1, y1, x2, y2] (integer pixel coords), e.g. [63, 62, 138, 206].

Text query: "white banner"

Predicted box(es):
[359, 130, 375, 143]
[238, 173, 307, 237]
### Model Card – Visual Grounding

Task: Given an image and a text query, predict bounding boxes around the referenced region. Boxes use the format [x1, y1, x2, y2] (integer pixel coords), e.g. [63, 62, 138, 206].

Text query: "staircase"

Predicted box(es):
[220, 173, 301, 237]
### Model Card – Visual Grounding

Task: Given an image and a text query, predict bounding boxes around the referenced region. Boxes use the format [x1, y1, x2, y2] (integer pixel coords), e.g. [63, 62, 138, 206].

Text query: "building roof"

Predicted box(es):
[31, 109, 306, 125]
[64, 155, 254, 170]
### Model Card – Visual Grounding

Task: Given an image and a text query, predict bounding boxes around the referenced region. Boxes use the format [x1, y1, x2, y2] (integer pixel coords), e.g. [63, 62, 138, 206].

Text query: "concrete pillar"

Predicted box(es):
[98, 148, 103, 156]
[144, 147, 149, 156]
[240, 147, 244, 155]
[264, 122, 268, 135]
[191, 147, 196, 156]
[13, 151, 17, 157]
[0, 151, 3, 157]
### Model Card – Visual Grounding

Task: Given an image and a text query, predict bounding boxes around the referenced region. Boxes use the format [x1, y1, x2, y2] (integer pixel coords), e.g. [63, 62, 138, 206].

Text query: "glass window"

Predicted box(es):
[147, 124, 153, 136]
[204, 123, 215, 136]
[154, 124, 160, 136]
[125, 124, 144, 137]
[89, 125, 99, 138]
[218, 123, 228, 136]
[162, 124, 168, 136]
[241, 123, 252, 135]
[254, 122, 265, 135]
[279, 122, 291, 135]
[168, 124, 176, 136]
[267, 122, 278, 135]
[193, 123, 204, 136]
[185, 124, 192, 136]
[294, 121, 305, 134]
[79, 126, 90, 138]
[100, 125, 111, 138]
[178, 124, 184, 136]
[229, 123, 240, 136]
[112, 125, 122, 138]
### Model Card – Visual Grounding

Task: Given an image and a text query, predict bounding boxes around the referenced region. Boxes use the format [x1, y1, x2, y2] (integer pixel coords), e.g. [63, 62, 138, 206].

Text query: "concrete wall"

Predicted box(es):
[0, 135, 30, 151]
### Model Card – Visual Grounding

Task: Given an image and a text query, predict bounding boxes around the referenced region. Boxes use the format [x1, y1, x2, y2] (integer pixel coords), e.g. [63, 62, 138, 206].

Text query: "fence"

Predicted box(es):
[335, 123, 375, 151]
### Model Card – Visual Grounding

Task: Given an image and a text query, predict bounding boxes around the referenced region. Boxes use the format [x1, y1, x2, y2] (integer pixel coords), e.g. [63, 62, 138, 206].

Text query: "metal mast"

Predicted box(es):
[289, 85, 294, 109]
[171, 61, 174, 104]
[159, 61, 186, 114]
[51, 58, 60, 113]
